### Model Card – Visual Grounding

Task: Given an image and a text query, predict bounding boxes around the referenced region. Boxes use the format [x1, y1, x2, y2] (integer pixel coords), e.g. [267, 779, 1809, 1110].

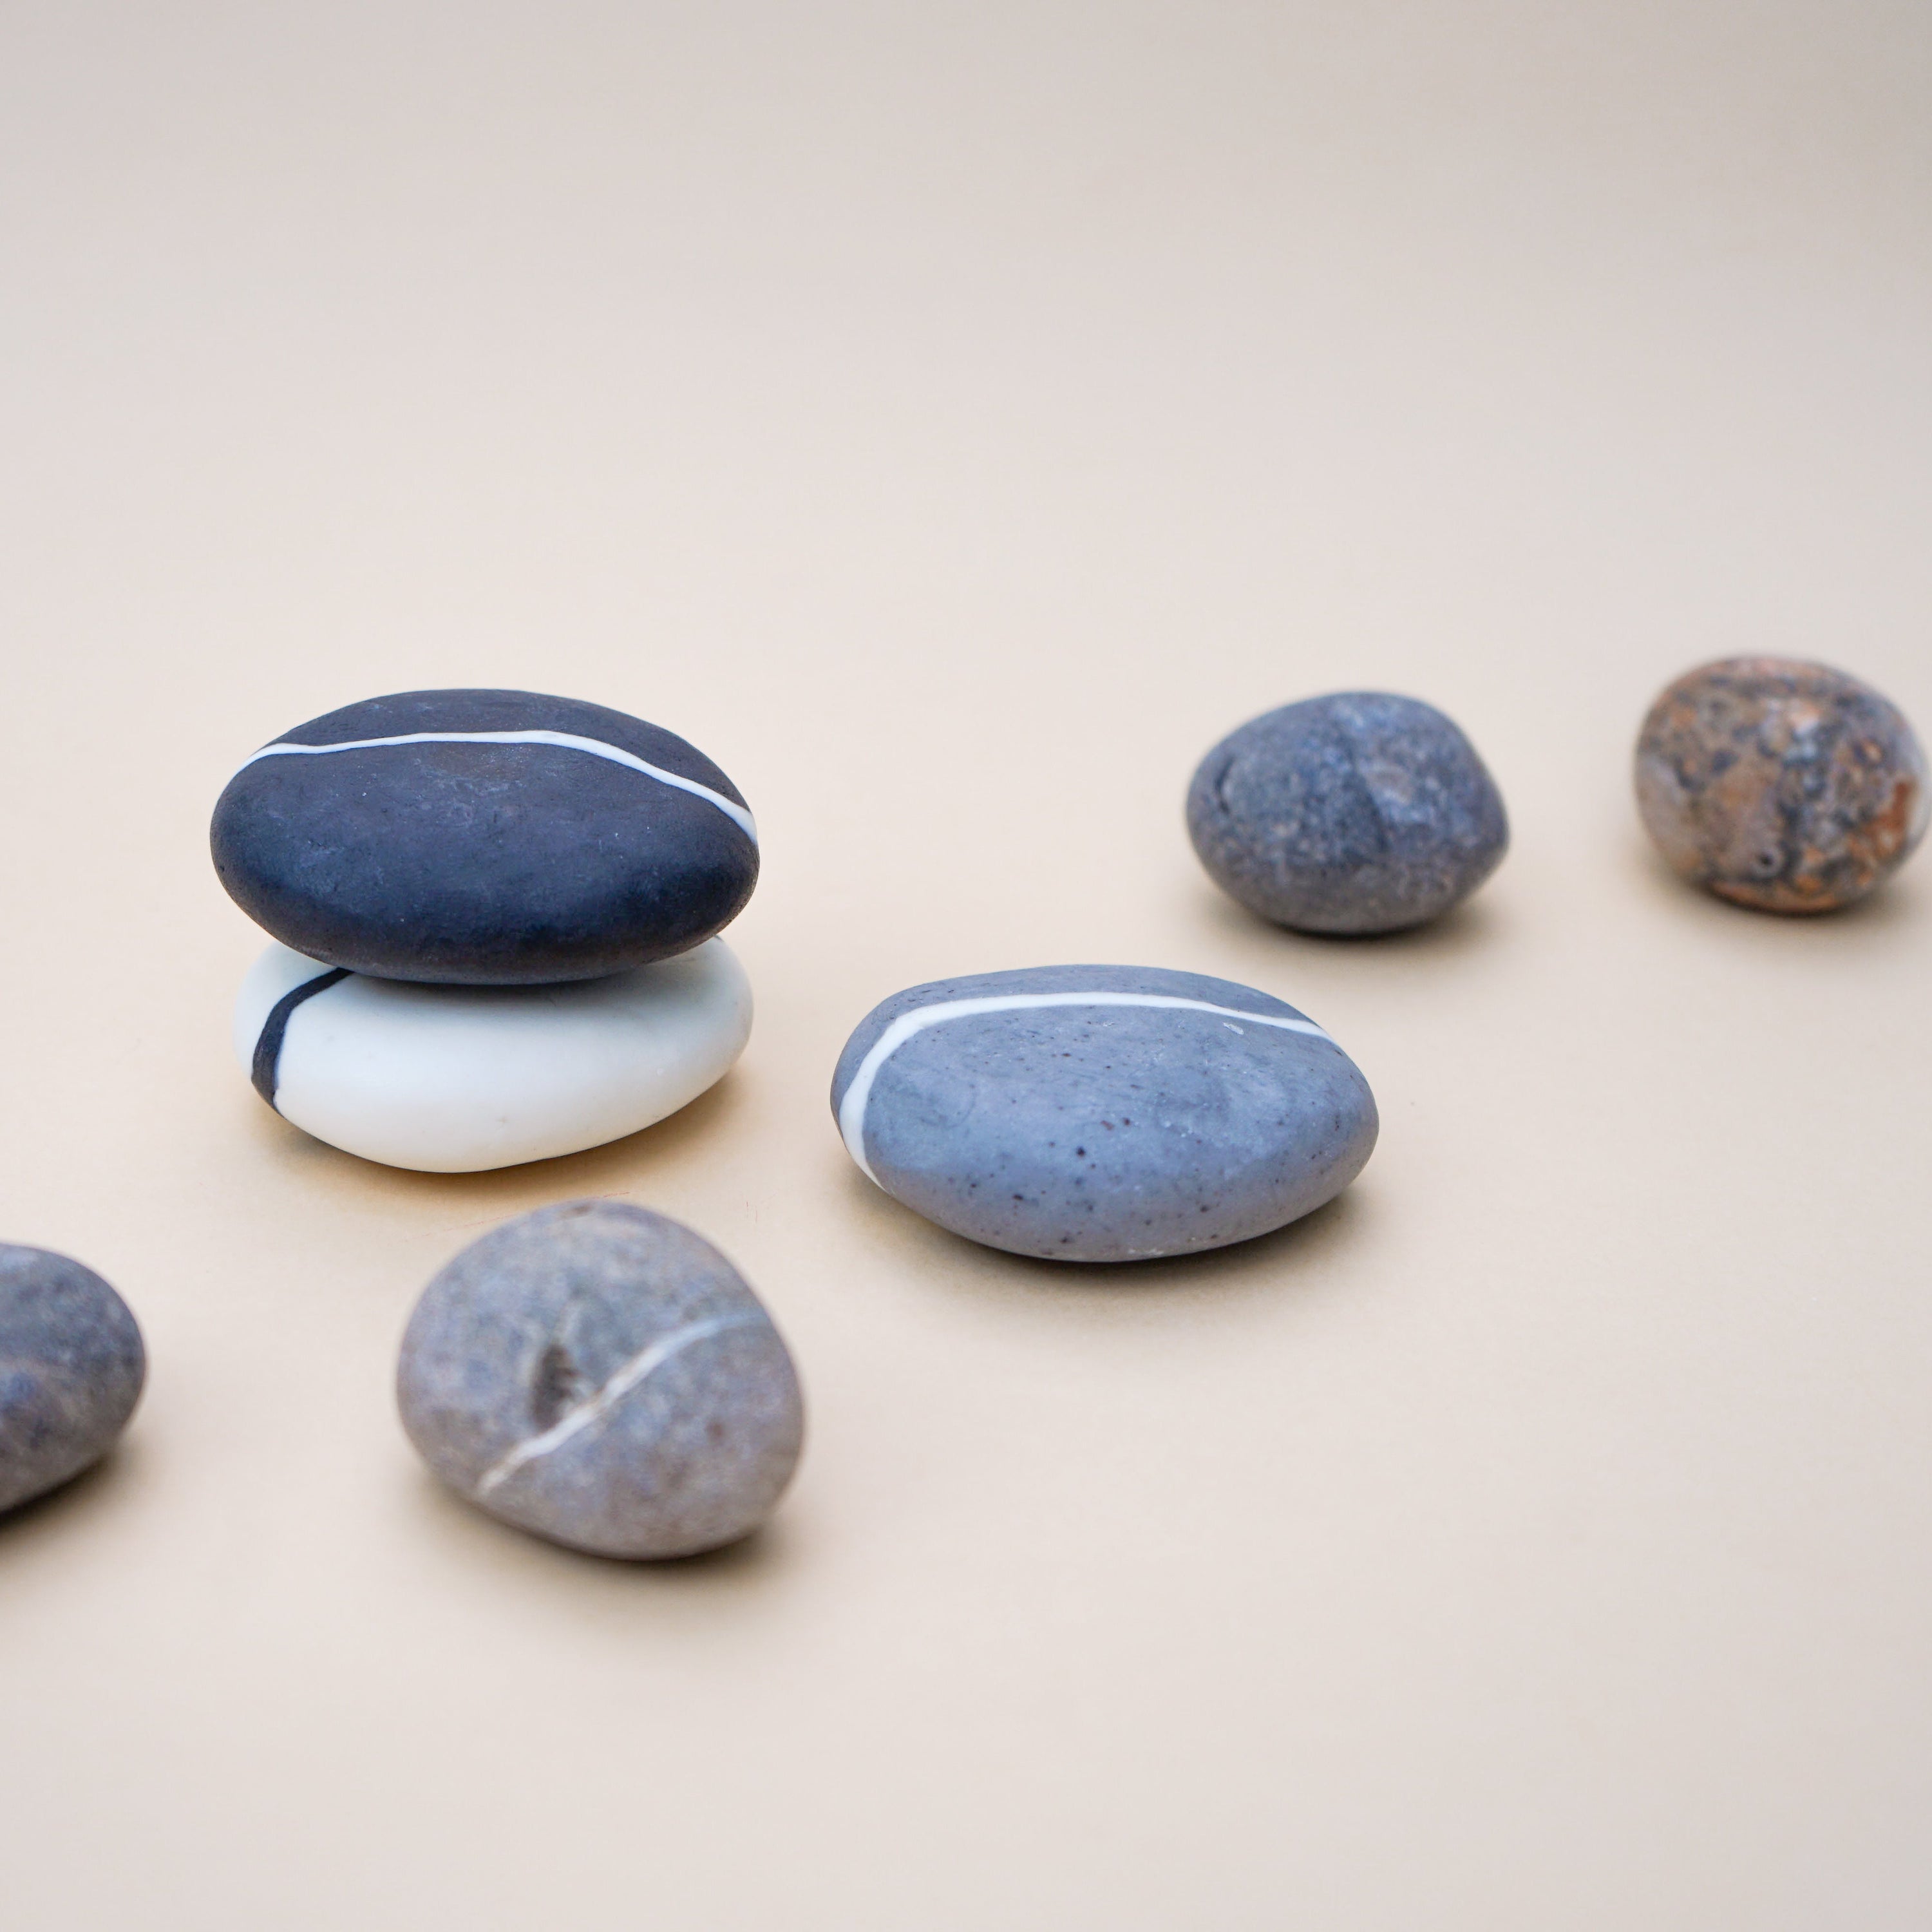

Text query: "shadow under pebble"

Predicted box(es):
[1191, 875, 1506, 965]
[243, 1062, 755, 1226]
[1624, 829, 1926, 942]
[403, 1459, 796, 1589]
[0, 1441, 144, 1553]
[838, 1160, 1374, 1314]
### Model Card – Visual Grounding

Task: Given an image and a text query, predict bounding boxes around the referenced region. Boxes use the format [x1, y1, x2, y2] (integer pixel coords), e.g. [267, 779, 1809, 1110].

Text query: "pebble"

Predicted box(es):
[1634, 656, 1929, 913]
[0, 1245, 146, 1515]
[831, 963, 1377, 1262]
[234, 936, 752, 1172]
[211, 688, 759, 984]
[397, 1201, 803, 1559]
[1186, 691, 1509, 934]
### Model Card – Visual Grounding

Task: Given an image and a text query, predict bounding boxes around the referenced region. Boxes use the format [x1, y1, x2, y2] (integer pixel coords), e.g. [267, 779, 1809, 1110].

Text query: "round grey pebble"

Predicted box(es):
[1186, 691, 1509, 934]
[832, 963, 1378, 1263]
[0, 1245, 146, 1515]
[397, 1201, 804, 1560]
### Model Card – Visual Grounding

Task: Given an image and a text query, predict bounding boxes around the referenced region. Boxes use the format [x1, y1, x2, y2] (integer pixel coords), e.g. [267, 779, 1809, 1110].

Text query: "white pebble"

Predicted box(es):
[233, 938, 752, 1172]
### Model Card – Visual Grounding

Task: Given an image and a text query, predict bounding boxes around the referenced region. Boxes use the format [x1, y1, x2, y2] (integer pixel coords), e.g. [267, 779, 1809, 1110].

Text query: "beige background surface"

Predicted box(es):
[2, 4, 1929, 1926]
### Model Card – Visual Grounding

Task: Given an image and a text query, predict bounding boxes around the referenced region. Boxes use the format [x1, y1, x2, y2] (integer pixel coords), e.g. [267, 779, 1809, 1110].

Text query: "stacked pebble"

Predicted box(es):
[213, 689, 759, 1172]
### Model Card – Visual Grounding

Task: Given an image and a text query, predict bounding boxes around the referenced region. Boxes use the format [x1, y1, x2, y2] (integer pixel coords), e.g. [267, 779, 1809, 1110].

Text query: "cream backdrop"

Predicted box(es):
[1, 4, 1928, 1927]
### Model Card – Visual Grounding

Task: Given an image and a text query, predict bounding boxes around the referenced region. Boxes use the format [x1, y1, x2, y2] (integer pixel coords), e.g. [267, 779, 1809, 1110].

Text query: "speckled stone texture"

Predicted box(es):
[1634, 657, 1929, 913]
[397, 1202, 803, 1559]
[831, 964, 1378, 1262]
[0, 1245, 146, 1515]
[211, 688, 759, 984]
[1186, 691, 1509, 934]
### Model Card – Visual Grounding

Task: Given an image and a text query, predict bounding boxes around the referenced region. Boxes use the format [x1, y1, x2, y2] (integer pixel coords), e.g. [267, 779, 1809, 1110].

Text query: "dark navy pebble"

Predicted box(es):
[211, 688, 759, 985]
[831, 964, 1378, 1262]
[1187, 692, 1508, 934]
[0, 1245, 146, 1515]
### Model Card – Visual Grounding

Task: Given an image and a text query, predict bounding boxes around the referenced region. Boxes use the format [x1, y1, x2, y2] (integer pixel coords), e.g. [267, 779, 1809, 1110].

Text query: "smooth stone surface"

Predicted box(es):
[234, 936, 752, 1173]
[1186, 691, 1510, 934]
[0, 1246, 145, 1515]
[1634, 656, 1929, 913]
[831, 963, 1378, 1262]
[211, 688, 759, 984]
[398, 1201, 804, 1560]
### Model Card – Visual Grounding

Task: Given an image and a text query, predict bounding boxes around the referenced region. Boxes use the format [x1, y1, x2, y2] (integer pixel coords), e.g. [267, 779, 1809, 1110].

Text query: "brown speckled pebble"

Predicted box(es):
[1634, 657, 1928, 913]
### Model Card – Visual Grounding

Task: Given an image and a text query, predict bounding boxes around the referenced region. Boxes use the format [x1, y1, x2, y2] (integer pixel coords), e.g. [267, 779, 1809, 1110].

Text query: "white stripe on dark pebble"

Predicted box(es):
[837, 991, 1332, 1186]
[234, 729, 758, 842]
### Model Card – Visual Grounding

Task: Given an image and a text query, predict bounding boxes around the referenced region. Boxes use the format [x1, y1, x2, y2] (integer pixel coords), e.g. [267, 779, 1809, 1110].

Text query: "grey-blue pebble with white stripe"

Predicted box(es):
[831, 964, 1377, 1262]
[1, 1245, 146, 1515]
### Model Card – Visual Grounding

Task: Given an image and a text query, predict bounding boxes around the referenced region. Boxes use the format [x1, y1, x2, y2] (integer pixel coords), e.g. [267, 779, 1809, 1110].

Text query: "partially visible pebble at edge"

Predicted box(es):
[0, 1245, 146, 1515]
[1186, 690, 1509, 934]
[397, 1201, 803, 1560]
[1635, 656, 1929, 913]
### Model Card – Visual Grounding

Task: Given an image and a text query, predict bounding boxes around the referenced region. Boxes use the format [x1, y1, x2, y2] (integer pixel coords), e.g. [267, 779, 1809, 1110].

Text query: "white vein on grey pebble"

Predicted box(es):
[233, 730, 758, 842]
[838, 991, 1334, 1185]
[475, 1311, 764, 1497]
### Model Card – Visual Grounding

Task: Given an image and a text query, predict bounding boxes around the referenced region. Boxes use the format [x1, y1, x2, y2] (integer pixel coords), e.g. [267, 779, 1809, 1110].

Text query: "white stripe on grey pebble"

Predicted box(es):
[837, 990, 1333, 1186]
[234, 729, 757, 842]
[475, 1311, 762, 1497]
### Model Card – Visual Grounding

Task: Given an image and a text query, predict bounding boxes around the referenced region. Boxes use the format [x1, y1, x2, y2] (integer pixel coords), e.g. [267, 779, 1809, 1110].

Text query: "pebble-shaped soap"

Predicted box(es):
[212, 688, 759, 984]
[832, 964, 1377, 1262]
[397, 1201, 804, 1559]
[1, 1245, 146, 1514]
[1634, 656, 1929, 913]
[234, 936, 752, 1172]
[1187, 692, 1509, 934]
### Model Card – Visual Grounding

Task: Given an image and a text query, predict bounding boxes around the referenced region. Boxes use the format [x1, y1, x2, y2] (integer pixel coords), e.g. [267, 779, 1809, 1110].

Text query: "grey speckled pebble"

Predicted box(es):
[0, 1245, 146, 1515]
[397, 1201, 803, 1560]
[832, 964, 1378, 1262]
[1187, 691, 1509, 934]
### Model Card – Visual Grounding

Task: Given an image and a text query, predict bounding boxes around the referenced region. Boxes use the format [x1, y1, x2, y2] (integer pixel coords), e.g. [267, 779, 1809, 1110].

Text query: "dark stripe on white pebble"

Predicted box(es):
[251, 968, 350, 1110]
